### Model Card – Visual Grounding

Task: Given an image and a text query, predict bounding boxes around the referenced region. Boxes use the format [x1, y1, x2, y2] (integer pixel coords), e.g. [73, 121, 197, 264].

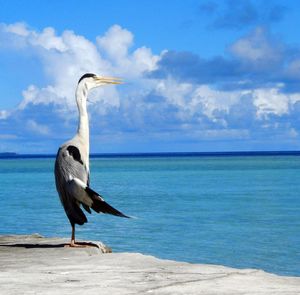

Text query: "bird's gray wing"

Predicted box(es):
[55, 144, 129, 225]
[68, 176, 130, 218]
[55, 145, 90, 225]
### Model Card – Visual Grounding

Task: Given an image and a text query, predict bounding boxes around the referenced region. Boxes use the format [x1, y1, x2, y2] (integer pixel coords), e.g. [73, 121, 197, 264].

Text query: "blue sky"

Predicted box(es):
[1, 0, 300, 153]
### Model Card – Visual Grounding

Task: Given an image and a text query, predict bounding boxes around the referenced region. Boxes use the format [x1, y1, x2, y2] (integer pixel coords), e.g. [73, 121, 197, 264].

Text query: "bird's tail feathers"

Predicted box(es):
[85, 187, 130, 218]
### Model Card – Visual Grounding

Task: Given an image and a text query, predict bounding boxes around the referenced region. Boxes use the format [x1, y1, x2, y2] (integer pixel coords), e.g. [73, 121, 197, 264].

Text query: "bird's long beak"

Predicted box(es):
[94, 76, 123, 85]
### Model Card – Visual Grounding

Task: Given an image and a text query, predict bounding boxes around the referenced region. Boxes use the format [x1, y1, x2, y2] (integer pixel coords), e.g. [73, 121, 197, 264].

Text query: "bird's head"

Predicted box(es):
[78, 73, 122, 91]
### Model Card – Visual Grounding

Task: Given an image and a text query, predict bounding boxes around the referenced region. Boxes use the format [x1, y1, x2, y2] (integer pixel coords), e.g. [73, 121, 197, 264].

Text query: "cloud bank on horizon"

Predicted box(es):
[1, 1, 300, 153]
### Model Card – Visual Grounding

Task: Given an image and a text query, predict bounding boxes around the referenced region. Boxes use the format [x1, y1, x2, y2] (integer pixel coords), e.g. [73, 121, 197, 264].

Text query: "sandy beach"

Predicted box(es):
[0, 234, 299, 295]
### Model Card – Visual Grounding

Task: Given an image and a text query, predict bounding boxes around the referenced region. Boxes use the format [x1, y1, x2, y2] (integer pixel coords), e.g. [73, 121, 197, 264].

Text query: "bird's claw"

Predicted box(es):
[65, 241, 100, 248]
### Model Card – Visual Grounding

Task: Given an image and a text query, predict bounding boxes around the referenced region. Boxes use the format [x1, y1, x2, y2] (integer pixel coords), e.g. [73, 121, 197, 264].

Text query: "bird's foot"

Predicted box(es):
[65, 241, 100, 248]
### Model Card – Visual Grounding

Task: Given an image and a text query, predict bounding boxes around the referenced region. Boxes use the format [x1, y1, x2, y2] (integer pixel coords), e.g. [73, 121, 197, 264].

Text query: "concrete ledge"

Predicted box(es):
[0, 234, 299, 294]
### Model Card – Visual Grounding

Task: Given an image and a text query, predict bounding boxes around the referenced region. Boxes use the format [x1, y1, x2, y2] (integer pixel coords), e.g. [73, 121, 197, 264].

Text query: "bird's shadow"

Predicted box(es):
[0, 241, 103, 249]
[0, 243, 67, 249]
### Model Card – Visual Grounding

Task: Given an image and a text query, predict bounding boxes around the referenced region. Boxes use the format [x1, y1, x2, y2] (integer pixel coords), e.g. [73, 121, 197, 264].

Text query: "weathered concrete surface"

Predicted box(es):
[0, 235, 299, 295]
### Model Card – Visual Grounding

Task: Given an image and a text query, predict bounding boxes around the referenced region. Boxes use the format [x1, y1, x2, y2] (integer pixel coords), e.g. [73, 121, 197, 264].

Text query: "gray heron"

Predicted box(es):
[55, 73, 129, 247]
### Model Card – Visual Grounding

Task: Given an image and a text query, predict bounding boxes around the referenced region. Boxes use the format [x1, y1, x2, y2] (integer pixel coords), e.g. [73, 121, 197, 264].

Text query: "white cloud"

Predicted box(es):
[1, 22, 300, 152]
[154, 78, 250, 126]
[20, 85, 58, 109]
[97, 25, 160, 78]
[97, 25, 133, 60]
[253, 86, 292, 119]
[154, 76, 300, 129]
[0, 110, 9, 120]
[155, 77, 194, 109]
[191, 85, 245, 121]
[3, 22, 29, 37]
[0, 22, 161, 116]
[230, 27, 282, 63]
[27, 119, 50, 135]
[31, 27, 67, 51]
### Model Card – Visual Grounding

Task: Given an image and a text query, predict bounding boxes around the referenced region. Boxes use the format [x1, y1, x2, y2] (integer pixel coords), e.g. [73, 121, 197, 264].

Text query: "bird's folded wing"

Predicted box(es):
[85, 186, 129, 217]
[67, 177, 93, 207]
[67, 177, 129, 218]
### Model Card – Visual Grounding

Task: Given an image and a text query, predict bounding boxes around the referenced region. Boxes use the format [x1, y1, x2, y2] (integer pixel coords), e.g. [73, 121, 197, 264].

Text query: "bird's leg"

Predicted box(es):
[65, 224, 80, 247]
[65, 224, 100, 248]
[70, 223, 76, 246]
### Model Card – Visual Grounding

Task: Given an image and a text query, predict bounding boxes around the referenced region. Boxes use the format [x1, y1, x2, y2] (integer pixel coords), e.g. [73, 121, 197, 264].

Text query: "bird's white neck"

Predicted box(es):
[76, 85, 90, 154]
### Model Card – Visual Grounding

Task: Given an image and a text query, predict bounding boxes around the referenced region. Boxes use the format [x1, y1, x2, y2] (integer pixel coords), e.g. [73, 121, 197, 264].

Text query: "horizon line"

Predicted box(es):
[1, 150, 300, 158]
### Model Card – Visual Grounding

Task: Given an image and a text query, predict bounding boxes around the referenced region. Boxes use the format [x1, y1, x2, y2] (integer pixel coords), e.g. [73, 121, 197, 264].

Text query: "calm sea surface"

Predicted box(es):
[0, 154, 299, 276]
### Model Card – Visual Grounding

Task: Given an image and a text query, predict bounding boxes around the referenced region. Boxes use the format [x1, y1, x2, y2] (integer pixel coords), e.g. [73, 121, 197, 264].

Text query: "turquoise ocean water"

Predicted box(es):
[0, 154, 299, 276]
